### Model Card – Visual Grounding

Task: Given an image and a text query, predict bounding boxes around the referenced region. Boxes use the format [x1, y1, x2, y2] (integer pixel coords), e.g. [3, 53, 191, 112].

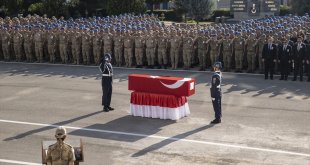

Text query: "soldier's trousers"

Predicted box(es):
[124, 48, 133, 67]
[235, 50, 243, 70]
[48, 45, 56, 63]
[223, 52, 232, 71]
[158, 48, 167, 65]
[210, 50, 218, 66]
[212, 96, 222, 120]
[170, 48, 179, 69]
[114, 46, 123, 66]
[104, 47, 112, 55]
[59, 44, 68, 63]
[24, 44, 33, 62]
[2, 44, 10, 61]
[82, 46, 91, 65]
[198, 49, 207, 69]
[102, 76, 112, 108]
[93, 46, 101, 65]
[146, 48, 155, 66]
[72, 45, 81, 64]
[14, 44, 22, 61]
[183, 49, 192, 68]
[35, 43, 43, 62]
[247, 51, 256, 71]
[135, 48, 143, 65]
[307, 63, 310, 81]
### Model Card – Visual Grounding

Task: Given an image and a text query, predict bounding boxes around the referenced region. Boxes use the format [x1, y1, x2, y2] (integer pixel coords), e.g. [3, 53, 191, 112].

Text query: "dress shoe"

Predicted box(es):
[103, 108, 109, 112]
[210, 119, 221, 124]
[108, 107, 114, 111]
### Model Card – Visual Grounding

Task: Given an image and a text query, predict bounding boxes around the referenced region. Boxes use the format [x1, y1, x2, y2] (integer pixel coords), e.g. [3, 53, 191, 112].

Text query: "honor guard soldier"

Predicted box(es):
[262, 36, 277, 80]
[46, 127, 75, 165]
[278, 37, 292, 80]
[99, 53, 114, 112]
[210, 62, 223, 124]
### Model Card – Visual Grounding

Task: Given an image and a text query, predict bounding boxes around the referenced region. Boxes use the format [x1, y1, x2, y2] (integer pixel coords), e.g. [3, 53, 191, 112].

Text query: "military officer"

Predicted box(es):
[278, 36, 292, 80]
[210, 62, 223, 124]
[99, 53, 114, 112]
[46, 127, 75, 165]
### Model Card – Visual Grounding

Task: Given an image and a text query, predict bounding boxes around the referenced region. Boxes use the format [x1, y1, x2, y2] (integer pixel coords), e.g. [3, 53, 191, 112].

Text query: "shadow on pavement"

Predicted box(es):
[132, 124, 215, 157]
[69, 115, 175, 142]
[3, 111, 103, 141]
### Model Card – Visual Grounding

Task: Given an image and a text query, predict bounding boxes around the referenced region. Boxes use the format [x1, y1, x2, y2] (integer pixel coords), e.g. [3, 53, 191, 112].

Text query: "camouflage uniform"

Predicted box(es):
[34, 31, 44, 62]
[170, 36, 182, 69]
[13, 31, 23, 62]
[92, 33, 102, 65]
[59, 31, 69, 64]
[183, 36, 195, 69]
[146, 36, 156, 67]
[82, 32, 92, 65]
[246, 36, 257, 72]
[103, 34, 113, 55]
[134, 35, 145, 67]
[209, 37, 220, 68]
[23, 31, 34, 62]
[222, 38, 233, 71]
[124, 35, 134, 67]
[114, 34, 124, 67]
[47, 32, 57, 63]
[2, 31, 11, 61]
[72, 32, 82, 65]
[157, 35, 169, 68]
[196, 36, 208, 70]
[233, 36, 245, 72]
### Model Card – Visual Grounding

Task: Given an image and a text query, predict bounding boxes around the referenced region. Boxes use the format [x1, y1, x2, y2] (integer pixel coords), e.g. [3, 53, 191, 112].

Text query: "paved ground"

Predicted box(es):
[0, 62, 309, 165]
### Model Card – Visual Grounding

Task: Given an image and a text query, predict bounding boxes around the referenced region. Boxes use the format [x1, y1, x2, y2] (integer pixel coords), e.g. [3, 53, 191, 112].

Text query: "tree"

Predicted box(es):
[106, 0, 146, 15]
[174, 0, 214, 24]
[291, 0, 310, 15]
[0, 0, 24, 16]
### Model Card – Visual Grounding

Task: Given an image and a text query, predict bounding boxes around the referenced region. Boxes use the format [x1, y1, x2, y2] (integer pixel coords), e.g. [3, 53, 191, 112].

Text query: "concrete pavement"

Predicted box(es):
[0, 62, 309, 165]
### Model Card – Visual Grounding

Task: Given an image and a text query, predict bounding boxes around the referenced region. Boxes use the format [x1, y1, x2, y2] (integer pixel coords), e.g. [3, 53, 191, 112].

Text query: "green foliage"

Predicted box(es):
[279, 5, 291, 16]
[0, 0, 24, 15]
[28, 2, 43, 14]
[106, 0, 146, 15]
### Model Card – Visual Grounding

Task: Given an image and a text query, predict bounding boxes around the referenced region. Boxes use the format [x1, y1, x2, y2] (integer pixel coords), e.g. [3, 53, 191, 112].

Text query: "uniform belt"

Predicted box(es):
[102, 74, 112, 77]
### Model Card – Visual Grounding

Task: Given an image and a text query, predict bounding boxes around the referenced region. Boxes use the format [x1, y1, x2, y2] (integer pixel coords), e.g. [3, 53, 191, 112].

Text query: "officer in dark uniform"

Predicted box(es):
[99, 53, 114, 112]
[292, 36, 306, 81]
[262, 36, 277, 80]
[278, 37, 292, 80]
[210, 62, 222, 124]
[304, 33, 310, 82]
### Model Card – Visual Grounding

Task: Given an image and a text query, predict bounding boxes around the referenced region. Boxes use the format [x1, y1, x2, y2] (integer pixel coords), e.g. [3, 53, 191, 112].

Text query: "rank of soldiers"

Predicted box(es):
[0, 13, 309, 81]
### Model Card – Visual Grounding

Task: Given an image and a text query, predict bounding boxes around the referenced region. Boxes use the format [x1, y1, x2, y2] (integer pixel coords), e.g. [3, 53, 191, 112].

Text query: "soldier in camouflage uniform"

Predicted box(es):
[2, 29, 11, 61]
[23, 27, 34, 62]
[246, 33, 258, 73]
[145, 32, 157, 68]
[92, 29, 102, 65]
[183, 32, 195, 70]
[46, 127, 75, 165]
[114, 30, 124, 67]
[221, 34, 233, 72]
[257, 34, 267, 73]
[103, 30, 113, 56]
[72, 28, 82, 65]
[47, 28, 57, 63]
[13, 28, 23, 62]
[233, 32, 245, 72]
[134, 31, 145, 68]
[170, 31, 182, 69]
[209, 34, 220, 68]
[196, 31, 209, 71]
[34, 28, 44, 63]
[124, 32, 134, 67]
[59, 28, 69, 64]
[157, 32, 169, 69]
[82, 29, 92, 65]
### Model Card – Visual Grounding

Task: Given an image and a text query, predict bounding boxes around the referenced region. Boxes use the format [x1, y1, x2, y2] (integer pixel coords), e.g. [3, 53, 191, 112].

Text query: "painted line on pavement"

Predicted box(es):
[0, 159, 41, 165]
[1, 119, 310, 158]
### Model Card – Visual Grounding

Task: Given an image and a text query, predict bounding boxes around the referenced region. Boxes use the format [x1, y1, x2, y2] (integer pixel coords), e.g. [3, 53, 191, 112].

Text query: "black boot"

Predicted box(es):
[210, 118, 221, 124]
[103, 107, 109, 112]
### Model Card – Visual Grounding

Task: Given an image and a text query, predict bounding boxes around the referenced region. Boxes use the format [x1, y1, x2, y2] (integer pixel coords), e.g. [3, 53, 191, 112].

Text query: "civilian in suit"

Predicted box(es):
[262, 36, 277, 80]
